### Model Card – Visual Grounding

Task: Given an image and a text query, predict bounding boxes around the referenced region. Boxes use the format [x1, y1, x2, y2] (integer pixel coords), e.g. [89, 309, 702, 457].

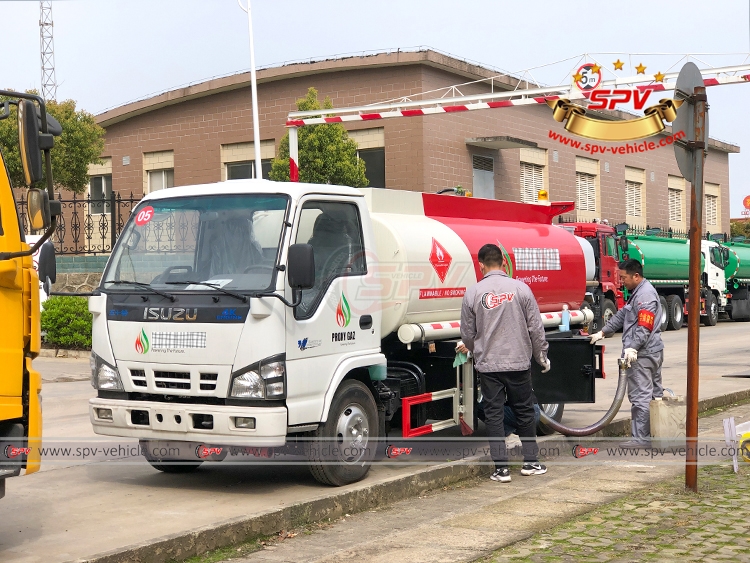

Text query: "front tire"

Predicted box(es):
[703, 293, 718, 326]
[307, 380, 378, 486]
[658, 296, 669, 332]
[601, 299, 617, 327]
[666, 295, 683, 331]
[537, 403, 564, 436]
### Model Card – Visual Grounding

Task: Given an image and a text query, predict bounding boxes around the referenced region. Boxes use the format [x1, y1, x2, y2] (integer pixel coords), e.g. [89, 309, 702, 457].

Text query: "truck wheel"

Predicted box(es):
[703, 294, 718, 326]
[537, 403, 564, 436]
[658, 296, 669, 332]
[307, 380, 378, 486]
[602, 299, 617, 327]
[666, 295, 683, 331]
[140, 440, 202, 473]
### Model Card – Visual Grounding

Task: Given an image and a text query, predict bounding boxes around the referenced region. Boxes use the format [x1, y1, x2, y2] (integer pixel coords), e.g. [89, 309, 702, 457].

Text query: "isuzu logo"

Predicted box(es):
[143, 307, 198, 321]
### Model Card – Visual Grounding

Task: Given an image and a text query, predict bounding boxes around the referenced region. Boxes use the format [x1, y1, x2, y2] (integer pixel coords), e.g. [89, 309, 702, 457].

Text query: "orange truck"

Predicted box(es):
[0, 91, 59, 499]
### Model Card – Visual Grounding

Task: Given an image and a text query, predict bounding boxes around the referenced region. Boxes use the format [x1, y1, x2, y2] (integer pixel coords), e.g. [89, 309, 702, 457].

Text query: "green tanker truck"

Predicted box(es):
[620, 233, 738, 331]
[723, 238, 750, 321]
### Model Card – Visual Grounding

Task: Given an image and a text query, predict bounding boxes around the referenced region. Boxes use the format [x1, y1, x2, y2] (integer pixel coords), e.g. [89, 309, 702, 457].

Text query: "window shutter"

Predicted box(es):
[576, 172, 596, 212]
[520, 162, 543, 203]
[669, 188, 682, 222]
[705, 194, 717, 226]
[626, 181, 642, 217]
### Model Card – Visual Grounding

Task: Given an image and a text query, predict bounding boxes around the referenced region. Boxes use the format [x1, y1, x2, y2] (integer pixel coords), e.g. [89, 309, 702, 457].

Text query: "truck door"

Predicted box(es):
[284, 198, 379, 425]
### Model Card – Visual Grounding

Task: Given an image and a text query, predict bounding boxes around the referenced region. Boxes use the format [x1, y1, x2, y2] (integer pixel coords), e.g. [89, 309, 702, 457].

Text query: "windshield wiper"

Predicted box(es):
[165, 281, 248, 303]
[103, 280, 176, 302]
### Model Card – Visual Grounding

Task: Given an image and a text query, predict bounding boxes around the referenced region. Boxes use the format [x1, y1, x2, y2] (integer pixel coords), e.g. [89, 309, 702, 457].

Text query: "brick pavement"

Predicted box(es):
[485, 464, 750, 563]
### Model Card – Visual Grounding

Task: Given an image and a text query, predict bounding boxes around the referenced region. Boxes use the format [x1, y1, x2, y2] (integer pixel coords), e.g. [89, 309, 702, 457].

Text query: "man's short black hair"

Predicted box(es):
[618, 259, 643, 277]
[478, 244, 503, 267]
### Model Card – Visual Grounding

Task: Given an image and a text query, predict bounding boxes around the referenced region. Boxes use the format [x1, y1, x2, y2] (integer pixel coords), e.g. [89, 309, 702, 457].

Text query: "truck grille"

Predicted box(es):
[130, 369, 147, 387]
[153, 370, 191, 390]
[200, 373, 218, 391]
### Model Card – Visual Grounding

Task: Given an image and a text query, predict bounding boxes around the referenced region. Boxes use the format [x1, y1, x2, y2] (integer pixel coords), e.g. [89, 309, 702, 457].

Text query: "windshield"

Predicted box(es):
[103, 194, 288, 292]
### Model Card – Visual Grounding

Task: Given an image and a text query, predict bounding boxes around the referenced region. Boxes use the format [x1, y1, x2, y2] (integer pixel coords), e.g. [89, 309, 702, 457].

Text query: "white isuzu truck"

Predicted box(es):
[89, 180, 603, 485]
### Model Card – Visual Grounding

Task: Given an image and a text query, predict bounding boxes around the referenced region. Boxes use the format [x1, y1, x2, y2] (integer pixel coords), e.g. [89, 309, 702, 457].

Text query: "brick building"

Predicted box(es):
[92, 49, 737, 234]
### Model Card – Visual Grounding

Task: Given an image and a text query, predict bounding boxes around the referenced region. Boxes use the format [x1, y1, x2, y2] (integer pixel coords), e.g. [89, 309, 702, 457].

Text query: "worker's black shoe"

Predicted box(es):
[520, 462, 547, 476]
[490, 467, 511, 482]
[620, 440, 651, 449]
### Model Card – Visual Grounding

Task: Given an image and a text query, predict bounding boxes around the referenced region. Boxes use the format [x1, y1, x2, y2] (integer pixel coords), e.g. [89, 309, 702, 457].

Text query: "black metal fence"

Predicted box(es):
[16, 192, 140, 255]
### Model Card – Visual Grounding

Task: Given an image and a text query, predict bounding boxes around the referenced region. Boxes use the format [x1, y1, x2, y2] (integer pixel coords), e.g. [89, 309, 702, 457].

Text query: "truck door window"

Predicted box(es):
[605, 236, 617, 257]
[710, 247, 723, 268]
[295, 201, 366, 319]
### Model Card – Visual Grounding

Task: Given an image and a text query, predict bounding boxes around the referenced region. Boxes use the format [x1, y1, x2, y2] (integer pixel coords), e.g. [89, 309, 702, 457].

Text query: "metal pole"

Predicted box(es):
[686, 85, 707, 492]
[289, 126, 299, 182]
[238, 0, 262, 178]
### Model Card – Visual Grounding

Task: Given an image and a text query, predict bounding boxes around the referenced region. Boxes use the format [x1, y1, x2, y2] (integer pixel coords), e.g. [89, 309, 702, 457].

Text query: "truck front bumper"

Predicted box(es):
[89, 398, 288, 446]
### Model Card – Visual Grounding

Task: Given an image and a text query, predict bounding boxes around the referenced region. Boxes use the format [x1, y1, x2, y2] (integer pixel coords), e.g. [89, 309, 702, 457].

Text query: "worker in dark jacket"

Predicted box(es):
[458, 244, 550, 483]
[590, 259, 664, 447]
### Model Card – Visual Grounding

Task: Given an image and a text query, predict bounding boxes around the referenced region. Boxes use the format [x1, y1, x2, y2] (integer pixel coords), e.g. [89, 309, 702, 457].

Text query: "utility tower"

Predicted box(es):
[39, 1, 57, 101]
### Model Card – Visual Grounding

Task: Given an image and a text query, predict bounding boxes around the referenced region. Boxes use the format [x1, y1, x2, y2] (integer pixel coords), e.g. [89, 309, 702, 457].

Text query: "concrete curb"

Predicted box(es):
[70, 389, 750, 563]
[38, 348, 90, 359]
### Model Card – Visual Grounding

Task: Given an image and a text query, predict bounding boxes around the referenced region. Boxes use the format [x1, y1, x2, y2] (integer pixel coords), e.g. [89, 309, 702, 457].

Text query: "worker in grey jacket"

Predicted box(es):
[458, 243, 550, 483]
[590, 258, 664, 447]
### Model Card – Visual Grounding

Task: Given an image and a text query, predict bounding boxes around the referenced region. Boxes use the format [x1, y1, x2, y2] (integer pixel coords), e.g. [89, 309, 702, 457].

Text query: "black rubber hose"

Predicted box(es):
[538, 357, 629, 437]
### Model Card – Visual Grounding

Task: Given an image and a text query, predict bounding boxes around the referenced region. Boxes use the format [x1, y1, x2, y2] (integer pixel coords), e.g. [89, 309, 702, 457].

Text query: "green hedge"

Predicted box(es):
[41, 296, 92, 349]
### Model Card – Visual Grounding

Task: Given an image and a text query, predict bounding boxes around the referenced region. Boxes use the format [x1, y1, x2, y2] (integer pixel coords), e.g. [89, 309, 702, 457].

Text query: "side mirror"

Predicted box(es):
[287, 243, 315, 290]
[619, 237, 629, 252]
[38, 241, 56, 286]
[18, 99, 43, 186]
[27, 188, 51, 231]
[614, 222, 629, 235]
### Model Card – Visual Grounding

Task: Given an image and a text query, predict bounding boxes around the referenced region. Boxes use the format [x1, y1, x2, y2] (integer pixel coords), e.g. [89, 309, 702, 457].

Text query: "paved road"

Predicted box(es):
[1, 321, 749, 562]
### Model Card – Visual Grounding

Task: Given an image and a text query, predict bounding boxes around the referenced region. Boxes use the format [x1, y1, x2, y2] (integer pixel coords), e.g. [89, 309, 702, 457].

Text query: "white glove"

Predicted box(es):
[623, 348, 638, 367]
[589, 331, 604, 345]
[540, 357, 551, 374]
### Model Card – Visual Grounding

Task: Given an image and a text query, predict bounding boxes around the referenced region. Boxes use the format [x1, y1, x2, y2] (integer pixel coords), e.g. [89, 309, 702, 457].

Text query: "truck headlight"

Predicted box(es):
[230, 371, 265, 399]
[229, 354, 286, 399]
[91, 353, 123, 390]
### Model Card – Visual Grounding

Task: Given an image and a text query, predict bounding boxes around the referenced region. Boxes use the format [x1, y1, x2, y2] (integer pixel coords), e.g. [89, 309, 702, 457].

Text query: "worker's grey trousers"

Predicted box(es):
[627, 350, 664, 440]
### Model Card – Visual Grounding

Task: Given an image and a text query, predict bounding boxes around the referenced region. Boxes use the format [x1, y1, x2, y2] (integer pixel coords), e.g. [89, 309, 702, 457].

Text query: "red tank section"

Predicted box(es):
[422, 194, 586, 313]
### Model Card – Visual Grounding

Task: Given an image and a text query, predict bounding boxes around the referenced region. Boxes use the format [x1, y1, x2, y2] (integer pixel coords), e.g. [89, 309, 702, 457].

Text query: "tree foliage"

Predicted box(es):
[0, 92, 105, 194]
[730, 219, 750, 240]
[41, 296, 92, 349]
[269, 88, 368, 187]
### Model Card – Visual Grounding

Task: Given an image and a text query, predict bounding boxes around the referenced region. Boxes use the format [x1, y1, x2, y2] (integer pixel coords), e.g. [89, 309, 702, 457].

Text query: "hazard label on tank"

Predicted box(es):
[429, 238, 452, 283]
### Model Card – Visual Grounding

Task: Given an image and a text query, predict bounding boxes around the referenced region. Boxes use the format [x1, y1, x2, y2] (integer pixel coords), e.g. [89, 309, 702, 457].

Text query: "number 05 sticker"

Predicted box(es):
[135, 206, 155, 226]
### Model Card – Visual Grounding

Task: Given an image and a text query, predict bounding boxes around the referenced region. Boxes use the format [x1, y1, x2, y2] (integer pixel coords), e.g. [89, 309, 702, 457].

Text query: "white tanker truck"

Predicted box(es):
[88, 181, 606, 485]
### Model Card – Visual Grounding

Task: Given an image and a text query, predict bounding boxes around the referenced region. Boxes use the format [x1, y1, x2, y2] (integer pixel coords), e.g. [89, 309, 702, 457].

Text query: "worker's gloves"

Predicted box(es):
[623, 348, 638, 367]
[539, 355, 551, 374]
[589, 331, 605, 345]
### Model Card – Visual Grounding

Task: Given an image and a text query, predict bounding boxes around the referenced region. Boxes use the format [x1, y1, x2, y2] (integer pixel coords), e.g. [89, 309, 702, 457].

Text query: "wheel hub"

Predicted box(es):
[335, 404, 369, 463]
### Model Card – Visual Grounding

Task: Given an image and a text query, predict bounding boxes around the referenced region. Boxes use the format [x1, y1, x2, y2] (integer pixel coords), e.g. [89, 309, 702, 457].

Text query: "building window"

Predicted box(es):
[148, 169, 174, 192]
[472, 155, 494, 199]
[705, 194, 718, 226]
[357, 147, 385, 189]
[520, 162, 543, 203]
[226, 159, 273, 181]
[89, 175, 112, 214]
[625, 180, 642, 218]
[576, 172, 596, 212]
[669, 188, 683, 222]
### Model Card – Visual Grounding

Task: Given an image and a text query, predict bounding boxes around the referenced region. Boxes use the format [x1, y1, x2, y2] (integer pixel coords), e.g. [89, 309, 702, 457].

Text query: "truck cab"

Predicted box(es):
[561, 222, 623, 330]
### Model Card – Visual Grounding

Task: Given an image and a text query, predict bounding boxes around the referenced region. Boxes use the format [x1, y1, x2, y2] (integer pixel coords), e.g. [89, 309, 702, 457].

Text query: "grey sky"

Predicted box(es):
[3, 0, 750, 218]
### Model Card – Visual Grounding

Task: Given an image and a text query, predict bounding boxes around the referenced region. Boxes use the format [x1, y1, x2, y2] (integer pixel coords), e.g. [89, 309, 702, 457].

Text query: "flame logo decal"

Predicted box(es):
[135, 329, 149, 354]
[336, 293, 351, 328]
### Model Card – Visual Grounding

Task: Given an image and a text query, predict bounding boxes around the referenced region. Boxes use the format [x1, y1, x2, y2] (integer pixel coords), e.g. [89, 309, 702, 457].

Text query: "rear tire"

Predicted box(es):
[601, 299, 617, 328]
[658, 296, 669, 332]
[307, 380, 378, 486]
[703, 294, 718, 326]
[666, 295, 683, 331]
[537, 403, 564, 436]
